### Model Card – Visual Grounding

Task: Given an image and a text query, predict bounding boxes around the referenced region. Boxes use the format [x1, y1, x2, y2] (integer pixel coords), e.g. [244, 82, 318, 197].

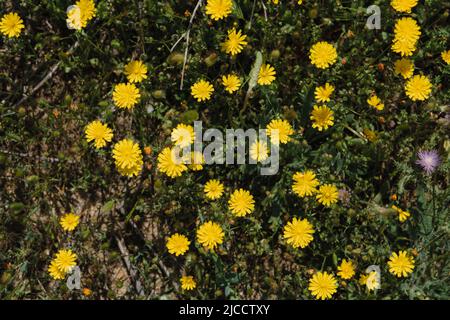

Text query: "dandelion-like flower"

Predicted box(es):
[365, 271, 380, 291]
[113, 83, 141, 109]
[292, 171, 319, 197]
[204, 179, 224, 200]
[205, 0, 233, 20]
[392, 17, 421, 57]
[309, 42, 338, 69]
[54, 249, 77, 274]
[197, 221, 224, 250]
[222, 74, 241, 93]
[367, 95, 384, 111]
[315, 83, 335, 103]
[76, 0, 96, 27]
[266, 119, 294, 144]
[394, 58, 414, 79]
[66, 5, 82, 30]
[85, 120, 113, 149]
[112, 139, 143, 177]
[391, 205, 411, 222]
[189, 151, 204, 171]
[316, 184, 339, 207]
[166, 233, 190, 256]
[0, 12, 24, 38]
[310, 105, 334, 131]
[228, 189, 255, 217]
[391, 0, 418, 13]
[308, 272, 338, 300]
[283, 217, 314, 249]
[258, 64, 276, 85]
[171, 124, 195, 148]
[416, 150, 440, 174]
[221, 29, 248, 56]
[124, 60, 148, 83]
[249, 140, 269, 163]
[157, 147, 188, 178]
[180, 276, 196, 290]
[337, 259, 355, 280]
[405, 75, 432, 101]
[388, 251, 415, 277]
[442, 50, 450, 65]
[48, 260, 66, 280]
[60, 213, 80, 232]
[191, 79, 214, 102]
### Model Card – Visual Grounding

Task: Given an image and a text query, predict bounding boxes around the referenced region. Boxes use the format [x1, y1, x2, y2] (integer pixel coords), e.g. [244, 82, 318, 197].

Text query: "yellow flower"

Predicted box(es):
[82, 288, 92, 296]
[358, 273, 368, 286]
[366, 271, 380, 291]
[205, 0, 233, 20]
[309, 42, 338, 69]
[222, 74, 241, 93]
[392, 17, 421, 57]
[283, 217, 314, 249]
[60, 213, 80, 232]
[113, 83, 141, 109]
[308, 272, 338, 300]
[367, 95, 384, 111]
[54, 249, 77, 274]
[388, 251, 415, 277]
[48, 260, 66, 280]
[337, 259, 355, 280]
[0, 12, 24, 38]
[112, 139, 143, 177]
[391, 0, 418, 13]
[315, 83, 335, 103]
[266, 119, 294, 144]
[166, 233, 190, 256]
[85, 120, 113, 149]
[394, 58, 414, 79]
[66, 5, 82, 30]
[191, 79, 214, 102]
[197, 221, 224, 250]
[442, 50, 450, 65]
[171, 124, 195, 148]
[204, 179, 225, 200]
[310, 105, 334, 131]
[363, 128, 378, 142]
[76, 0, 96, 27]
[250, 140, 269, 163]
[189, 151, 204, 171]
[124, 60, 148, 83]
[221, 29, 248, 56]
[391, 205, 411, 222]
[157, 147, 188, 178]
[292, 171, 319, 197]
[405, 75, 432, 101]
[180, 276, 196, 290]
[228, 189, 255, 217]
[258, 64, 276, 85]
[316, 184, 339, 207]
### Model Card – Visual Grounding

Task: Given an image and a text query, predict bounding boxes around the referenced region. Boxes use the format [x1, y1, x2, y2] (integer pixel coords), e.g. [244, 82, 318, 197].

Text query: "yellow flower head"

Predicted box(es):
[309, 41, 338, 69]
[60, 213, 80, 232]
[442, 50, 450, 65]
[85, 120, 113, 149]
[283, 217, 314, 249]
[76, 0, 96, 27]
[366, 271, 380, 291]
[112, 139, 143, 177]
[221, 28, 248, 56]
[250, 140, 269, 163]
[124, 60, 148, 83]
[171, 124, 195, 148]
[181, 276, 197, 290]
[308, 272, 338, 300]
[337, 259, 355, 280]
[48, 260, 66, 280]
[316, 184, 339, 207]
[228, 189, 255, 217]
[394, 58, 414, 79]
[66, 5, 82, 30]
[0, 12, 24, 38]
[205, 0, 233, 20]
[166, 233, 190, 256]
[113, 83, 141, 109]
[367, 95, 384, 111]
[266, 119, 294, 144]
[391, 0, 418, 13]
[392, 17, 421, 57]
[54, 249, 77, 274]
[157, 147, 188, 178]
[405, 75, 432, 101]
[310, 105, 334, 131]
[315, 83, 335, 103]
[292, 171, 319, 197]
[204, 179, 224, 200]
[391, 205, 411, 222]
[258, 64, 276, 85]
[189, 151, 204, 171]
[222, 74, 241, 93]
[197, 221, 224, 250]
[191, 79, 214, 102]
[388, 250, 415, 277]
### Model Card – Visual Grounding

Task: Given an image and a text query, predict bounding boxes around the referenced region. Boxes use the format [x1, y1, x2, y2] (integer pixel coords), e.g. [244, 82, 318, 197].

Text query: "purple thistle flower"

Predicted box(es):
[416, 150, 441, 175]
